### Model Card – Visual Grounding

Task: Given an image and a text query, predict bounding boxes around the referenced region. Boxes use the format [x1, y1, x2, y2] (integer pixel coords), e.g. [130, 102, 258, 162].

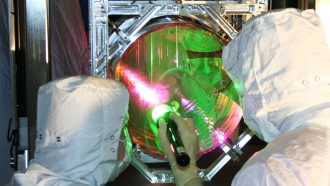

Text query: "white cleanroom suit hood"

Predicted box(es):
[12, 76, 129, 186]
[223, 8, 330, 186]
[224, 8, 330, 142]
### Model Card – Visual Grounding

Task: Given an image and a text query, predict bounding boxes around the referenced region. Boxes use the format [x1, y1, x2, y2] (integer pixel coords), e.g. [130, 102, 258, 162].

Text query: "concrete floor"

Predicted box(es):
[106, 135, 267, 186]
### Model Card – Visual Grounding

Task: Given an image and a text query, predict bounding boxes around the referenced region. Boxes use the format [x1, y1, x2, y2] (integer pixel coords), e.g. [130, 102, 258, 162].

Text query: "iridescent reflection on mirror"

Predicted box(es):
[111, 23, 242, 158]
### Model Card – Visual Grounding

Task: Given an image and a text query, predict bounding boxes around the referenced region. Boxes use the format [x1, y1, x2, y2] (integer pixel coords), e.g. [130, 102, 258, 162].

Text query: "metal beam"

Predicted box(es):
[25, 0, 50, 159]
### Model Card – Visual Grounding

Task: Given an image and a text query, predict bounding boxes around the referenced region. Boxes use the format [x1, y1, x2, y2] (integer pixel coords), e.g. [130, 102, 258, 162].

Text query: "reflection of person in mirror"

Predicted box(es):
[160, 69, 214, 114]
[179, 28, 239, 103]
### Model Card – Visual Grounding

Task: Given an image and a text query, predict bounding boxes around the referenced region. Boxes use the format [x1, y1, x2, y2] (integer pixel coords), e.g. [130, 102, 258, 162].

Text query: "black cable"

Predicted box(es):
[7, 117, 18, 168]
[7, 118, 13, 142]
[7, 117, 18, 145]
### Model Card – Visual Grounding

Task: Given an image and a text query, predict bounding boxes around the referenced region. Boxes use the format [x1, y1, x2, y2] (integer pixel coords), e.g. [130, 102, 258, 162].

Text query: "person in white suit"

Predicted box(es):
[158, 8, 330, 186]
[12, 76, 130, 186]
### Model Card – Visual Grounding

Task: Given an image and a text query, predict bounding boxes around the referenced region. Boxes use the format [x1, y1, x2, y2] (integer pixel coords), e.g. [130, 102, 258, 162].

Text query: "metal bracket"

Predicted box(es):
[124, 127, 254, 183]
[90, 1, 268, 77]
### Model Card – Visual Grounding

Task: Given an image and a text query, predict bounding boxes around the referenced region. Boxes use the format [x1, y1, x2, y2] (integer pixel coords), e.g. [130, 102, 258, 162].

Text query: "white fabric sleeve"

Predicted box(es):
[232, 122, 330, 186]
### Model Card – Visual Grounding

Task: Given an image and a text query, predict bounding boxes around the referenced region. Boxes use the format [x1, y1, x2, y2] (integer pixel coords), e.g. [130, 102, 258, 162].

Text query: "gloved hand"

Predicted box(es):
[158, 113, 203, 186]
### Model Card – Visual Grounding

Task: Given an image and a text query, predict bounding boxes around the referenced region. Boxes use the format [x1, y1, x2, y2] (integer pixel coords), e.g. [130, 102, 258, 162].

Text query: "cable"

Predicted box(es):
[7, 117, 13, 142]
[7, 117, 18, 169]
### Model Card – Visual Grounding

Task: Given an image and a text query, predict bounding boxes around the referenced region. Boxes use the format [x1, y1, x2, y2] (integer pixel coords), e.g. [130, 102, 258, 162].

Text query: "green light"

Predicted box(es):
[117, 24, 242, 158]
[151, 104, 173, 122]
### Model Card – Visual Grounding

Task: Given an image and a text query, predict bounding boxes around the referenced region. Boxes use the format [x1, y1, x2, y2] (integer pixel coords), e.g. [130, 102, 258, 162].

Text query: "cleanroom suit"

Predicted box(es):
[12, 76, 130, 186]
[159, 8, 330, 186]
[223, 8, 330, 186]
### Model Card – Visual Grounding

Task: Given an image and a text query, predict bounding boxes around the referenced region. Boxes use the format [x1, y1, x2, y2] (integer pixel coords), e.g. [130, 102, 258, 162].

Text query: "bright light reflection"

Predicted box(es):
[117, 65, 169, 107]
[212, 128, 226, 145]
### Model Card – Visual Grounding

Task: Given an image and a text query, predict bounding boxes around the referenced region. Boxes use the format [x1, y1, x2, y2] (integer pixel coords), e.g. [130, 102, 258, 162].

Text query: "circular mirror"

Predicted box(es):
[111, 18, 242, 158]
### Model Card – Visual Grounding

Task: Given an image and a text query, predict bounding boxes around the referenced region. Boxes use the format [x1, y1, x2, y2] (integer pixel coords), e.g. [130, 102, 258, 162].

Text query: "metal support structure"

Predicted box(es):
[202, 129, 253, 181]
[8, 0, 50, 169]
[124, 127, 254, 183]
[90, 0, 109, 78]
[90, 1, 268, 77]
[9, 0, 19, 170]
[25, 0, 50, 159]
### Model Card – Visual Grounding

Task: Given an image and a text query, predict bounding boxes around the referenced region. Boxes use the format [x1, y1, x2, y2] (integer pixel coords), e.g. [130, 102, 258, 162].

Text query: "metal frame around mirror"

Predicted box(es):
[90, 0, 268, 183]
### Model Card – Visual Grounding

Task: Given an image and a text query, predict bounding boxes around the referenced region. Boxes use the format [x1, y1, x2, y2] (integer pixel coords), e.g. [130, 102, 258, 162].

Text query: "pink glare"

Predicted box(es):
[170, 144, 175, 153]
[181, 97, 196, 112]
[212, 129, 226, 145]
[117, 65, 169, 107]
